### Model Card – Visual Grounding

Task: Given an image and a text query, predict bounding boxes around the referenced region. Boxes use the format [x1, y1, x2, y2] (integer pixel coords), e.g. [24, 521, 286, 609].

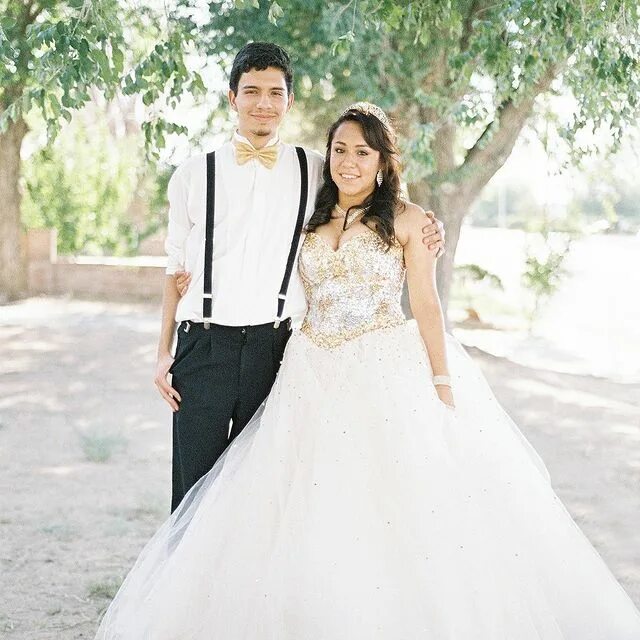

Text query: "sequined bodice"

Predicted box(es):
[299, 229, 406, 349]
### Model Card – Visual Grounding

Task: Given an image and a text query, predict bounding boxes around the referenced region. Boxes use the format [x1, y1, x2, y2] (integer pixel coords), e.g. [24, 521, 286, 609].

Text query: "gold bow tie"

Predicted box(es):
[233, 140, 279, 169]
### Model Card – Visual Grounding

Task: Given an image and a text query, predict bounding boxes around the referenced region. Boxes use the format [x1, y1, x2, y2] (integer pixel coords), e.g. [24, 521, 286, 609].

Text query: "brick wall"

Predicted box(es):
[26, 229, 166, 302]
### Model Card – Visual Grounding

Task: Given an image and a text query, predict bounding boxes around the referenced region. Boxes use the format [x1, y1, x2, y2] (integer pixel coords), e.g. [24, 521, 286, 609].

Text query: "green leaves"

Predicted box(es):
[233, 0, 283, 24]
[331, 30, 355, 57]
[0, 1, 127, 131]
[522, 230, 573, 327]
[21, 116, 165, 256]
[268, 2, 284, 25]
[233, 0, 261, 8]
[2, 0, 639, 170]
[0, 0, 211, 153]
[141, 119, 189, 159]
[112, 45, 124, 75]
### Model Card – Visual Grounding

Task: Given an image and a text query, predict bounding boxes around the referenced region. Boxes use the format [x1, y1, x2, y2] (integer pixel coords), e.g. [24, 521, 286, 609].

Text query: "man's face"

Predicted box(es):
[228, 67, 294, 143]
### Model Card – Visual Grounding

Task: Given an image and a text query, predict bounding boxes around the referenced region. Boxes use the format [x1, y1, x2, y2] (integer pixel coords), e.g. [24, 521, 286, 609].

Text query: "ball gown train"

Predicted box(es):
[96, 228, 640, 639]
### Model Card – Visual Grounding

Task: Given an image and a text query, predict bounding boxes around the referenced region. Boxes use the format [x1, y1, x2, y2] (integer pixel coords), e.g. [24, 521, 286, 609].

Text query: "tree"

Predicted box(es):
[4, 1, 639, 311]
[196, 0, 640, 310]
[21, 111, 165, 256]
[0, 0, 202, 300]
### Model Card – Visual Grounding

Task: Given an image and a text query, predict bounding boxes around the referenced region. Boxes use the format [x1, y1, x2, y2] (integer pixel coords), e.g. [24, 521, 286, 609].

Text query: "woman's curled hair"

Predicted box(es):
[306, 108, 404, 248]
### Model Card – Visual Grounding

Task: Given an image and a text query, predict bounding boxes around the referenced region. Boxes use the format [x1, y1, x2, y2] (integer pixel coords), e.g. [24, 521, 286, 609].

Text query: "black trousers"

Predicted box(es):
[169, 319, 292, 513]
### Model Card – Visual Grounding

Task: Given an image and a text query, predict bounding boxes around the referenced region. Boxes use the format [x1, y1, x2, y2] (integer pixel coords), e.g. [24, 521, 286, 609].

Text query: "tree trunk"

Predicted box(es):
[408, 179, 469, 320]
[405, 65, 560, 323]
[433, 194, 467, 314]
[0, 116, 29, 302]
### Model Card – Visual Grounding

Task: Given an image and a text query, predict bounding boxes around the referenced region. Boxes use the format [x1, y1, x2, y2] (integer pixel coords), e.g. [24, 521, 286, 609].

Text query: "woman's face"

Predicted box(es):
[329, 121, 381, 201]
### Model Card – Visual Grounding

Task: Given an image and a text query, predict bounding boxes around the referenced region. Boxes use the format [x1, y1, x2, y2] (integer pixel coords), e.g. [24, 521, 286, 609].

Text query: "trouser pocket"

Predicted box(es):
[271, 323, 292, 369]
[169, 325, 199, 375]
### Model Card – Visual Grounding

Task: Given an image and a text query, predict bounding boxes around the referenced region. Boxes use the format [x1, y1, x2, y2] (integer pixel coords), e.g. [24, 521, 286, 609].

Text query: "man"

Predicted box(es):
[154, 42, 445, 512]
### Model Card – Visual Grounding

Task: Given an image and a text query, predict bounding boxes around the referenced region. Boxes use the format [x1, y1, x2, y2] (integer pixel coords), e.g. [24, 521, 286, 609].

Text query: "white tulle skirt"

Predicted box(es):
[96, 321, 640, 639]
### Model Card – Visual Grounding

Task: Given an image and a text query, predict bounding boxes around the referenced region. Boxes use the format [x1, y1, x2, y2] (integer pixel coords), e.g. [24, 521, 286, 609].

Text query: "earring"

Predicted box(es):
[376, 170, 383, 186]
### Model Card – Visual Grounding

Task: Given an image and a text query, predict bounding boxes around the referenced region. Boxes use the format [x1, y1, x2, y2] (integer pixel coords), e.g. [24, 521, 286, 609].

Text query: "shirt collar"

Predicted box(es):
[233, 130, 280, 150]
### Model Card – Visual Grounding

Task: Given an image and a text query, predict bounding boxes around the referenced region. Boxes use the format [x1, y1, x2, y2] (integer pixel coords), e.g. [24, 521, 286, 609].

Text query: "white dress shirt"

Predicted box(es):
[165, 133, 324, 326]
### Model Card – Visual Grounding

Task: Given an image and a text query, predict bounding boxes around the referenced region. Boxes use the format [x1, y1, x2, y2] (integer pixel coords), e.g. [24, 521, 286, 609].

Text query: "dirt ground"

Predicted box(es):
[1, 297, 639, 639]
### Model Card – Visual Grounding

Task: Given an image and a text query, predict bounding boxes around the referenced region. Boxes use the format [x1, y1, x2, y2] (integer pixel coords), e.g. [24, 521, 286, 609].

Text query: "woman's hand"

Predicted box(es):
[435, 384, 455, 409]
[175, 270, 191, 297]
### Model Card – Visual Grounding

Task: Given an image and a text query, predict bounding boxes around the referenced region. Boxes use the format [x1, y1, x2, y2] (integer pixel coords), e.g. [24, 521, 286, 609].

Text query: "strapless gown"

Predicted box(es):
[96, 229, 640, 639]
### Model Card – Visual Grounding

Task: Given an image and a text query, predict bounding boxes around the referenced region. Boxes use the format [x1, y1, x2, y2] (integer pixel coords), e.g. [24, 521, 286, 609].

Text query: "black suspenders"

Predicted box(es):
[202, 151, 216, 322]
[201, 146, 309, 327]
[275, 146, 308, 327]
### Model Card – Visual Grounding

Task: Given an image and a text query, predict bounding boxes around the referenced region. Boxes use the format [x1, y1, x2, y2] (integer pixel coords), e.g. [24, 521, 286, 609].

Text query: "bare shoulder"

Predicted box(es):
[394, 201, 428, 245]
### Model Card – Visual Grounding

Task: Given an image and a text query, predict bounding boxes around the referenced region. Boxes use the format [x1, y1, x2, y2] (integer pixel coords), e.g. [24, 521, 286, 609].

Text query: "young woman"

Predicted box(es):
[96, 104, 640, 639]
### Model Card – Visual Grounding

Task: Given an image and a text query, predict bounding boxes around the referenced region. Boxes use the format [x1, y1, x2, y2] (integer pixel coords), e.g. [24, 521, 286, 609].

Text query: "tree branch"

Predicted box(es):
[28, 3, 45, 22]
[457, 63, 560, 204]
[457, 0, 500, 65]
[458, 0, 481, 53]
[417, 1, 496, 175]
[421, 49, 448, 97]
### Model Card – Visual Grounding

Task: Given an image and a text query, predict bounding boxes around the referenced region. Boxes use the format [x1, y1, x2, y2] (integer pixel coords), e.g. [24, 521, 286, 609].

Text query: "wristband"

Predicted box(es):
[433, 375, 451, 387]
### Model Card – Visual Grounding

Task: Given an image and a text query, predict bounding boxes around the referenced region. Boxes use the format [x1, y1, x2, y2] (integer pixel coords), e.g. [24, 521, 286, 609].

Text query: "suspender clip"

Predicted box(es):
[203, 321, 211, 329]
[273, 317, 292, 330]
[184, 321, 191, 333]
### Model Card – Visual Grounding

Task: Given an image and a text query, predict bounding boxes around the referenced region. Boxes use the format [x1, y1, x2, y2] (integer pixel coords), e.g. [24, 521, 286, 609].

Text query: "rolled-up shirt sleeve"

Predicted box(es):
[164, 165, 191, 275]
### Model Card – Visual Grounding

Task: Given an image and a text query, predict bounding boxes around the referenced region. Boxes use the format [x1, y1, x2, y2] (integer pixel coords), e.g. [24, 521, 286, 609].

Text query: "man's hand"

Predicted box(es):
[175, 271, 191, 297]
[154, 352, 181, 412]
[421, 210, 445, 257]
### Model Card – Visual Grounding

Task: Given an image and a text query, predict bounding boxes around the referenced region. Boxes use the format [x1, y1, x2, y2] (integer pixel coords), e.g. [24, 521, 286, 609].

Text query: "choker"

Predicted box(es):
[334, 204, 366, 230]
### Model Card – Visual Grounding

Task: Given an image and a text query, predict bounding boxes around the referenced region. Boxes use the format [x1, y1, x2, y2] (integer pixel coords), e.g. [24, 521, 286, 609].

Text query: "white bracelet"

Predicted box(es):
[433, 375, 451, 387]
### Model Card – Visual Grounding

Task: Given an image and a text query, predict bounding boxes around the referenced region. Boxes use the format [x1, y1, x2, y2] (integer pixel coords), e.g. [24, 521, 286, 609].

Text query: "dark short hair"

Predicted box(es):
[229, 42, 293, 95]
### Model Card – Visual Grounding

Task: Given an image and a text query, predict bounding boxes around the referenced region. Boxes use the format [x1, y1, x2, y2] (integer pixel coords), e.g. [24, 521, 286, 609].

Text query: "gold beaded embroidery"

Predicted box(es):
[299, 229, 406, 350]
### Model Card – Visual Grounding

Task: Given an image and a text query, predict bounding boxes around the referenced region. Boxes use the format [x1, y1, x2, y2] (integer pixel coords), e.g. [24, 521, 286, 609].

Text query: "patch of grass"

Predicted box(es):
[104, 517, 131, 537]
[40, 523, 74, 540]
[79, 431, 127, 463]
[450, 287, 525, 324]
[0, 613, 16, 633]
[125, 499, 165, 523]
[87, 577, 122, 601]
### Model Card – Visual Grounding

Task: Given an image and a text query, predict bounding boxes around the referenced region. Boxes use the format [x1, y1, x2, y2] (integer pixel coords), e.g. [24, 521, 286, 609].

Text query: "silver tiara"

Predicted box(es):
[342, 102, 393, 134]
